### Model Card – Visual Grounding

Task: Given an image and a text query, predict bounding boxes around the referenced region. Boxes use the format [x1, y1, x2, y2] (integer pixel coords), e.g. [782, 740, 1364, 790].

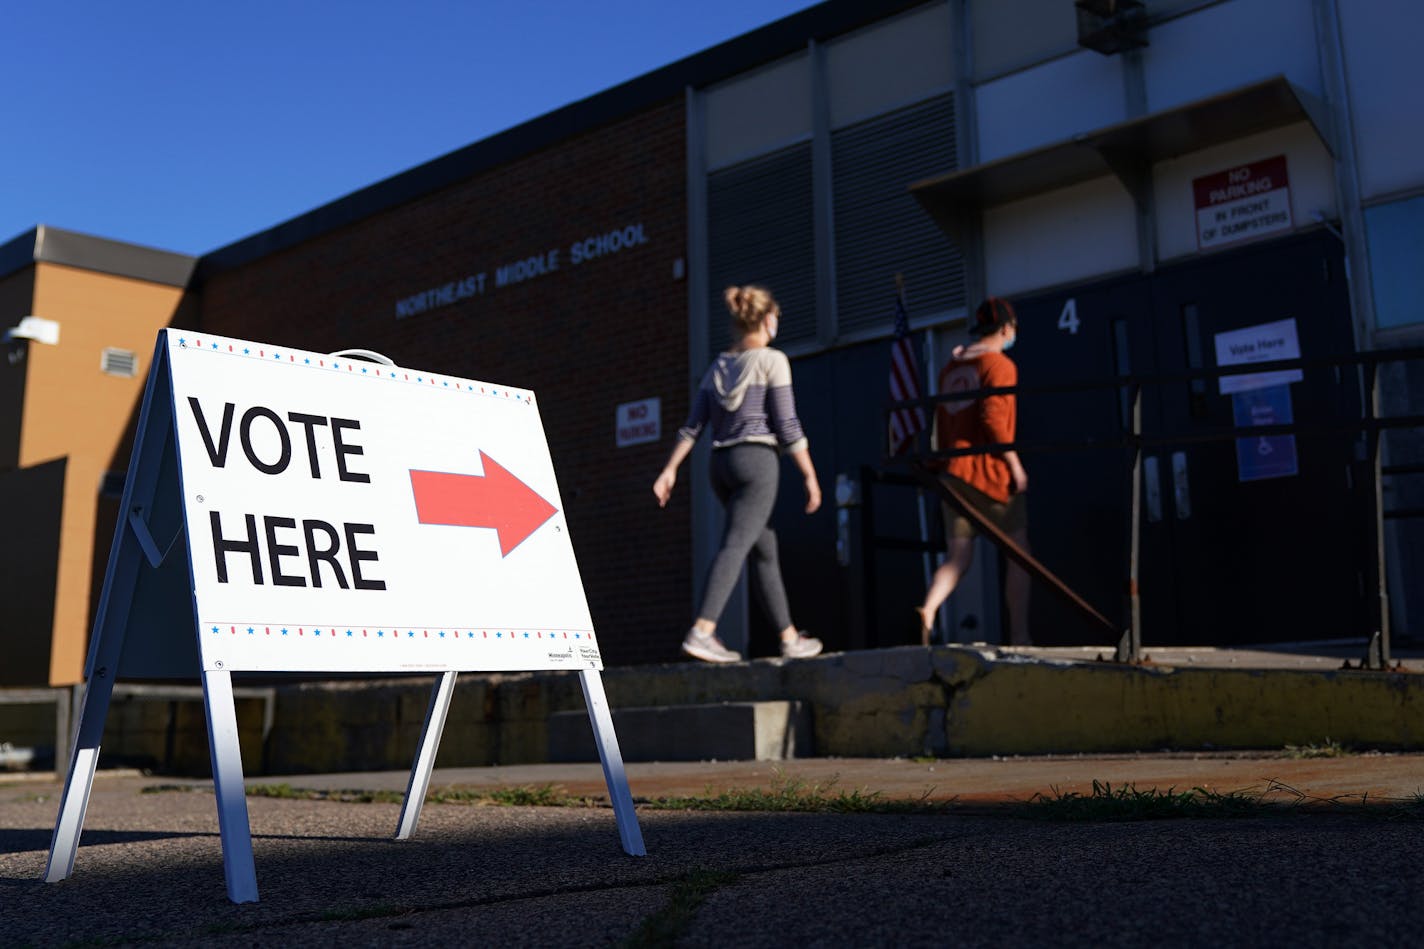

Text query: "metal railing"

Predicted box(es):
[0, 683, 277, 778]
[881, 346, 1424, 666]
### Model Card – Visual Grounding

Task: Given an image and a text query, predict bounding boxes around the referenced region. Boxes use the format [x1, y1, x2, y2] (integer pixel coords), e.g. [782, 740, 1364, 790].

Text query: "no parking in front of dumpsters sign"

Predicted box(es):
[166, 331, 600, 675]
[1193, 155, 1292, 251]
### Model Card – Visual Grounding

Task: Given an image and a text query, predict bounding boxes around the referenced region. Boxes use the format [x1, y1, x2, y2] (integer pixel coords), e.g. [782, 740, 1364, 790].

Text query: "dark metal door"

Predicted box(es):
[1012, 276, 1178, 646]
[765, 341, 923, 656]
[1145, 232, 1364, 644]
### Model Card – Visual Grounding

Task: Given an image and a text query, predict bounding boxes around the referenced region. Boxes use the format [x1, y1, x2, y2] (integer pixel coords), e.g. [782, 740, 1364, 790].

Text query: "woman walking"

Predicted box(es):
[915, 296, 1030, 646]
[653, 285, 823, 663]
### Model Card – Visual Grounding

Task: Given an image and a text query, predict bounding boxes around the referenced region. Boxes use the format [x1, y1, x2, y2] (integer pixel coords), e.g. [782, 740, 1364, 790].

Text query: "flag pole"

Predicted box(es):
[896, 273, 937, 644]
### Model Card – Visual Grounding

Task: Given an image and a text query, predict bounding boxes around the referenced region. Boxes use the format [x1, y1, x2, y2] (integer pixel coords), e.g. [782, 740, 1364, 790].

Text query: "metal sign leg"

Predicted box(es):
[202, 669, 259, 904]
[578, 669, 645, 856]
[47, 339, 176, 882]
[395, 671, 457, 840]
[43, 674, 116, 882]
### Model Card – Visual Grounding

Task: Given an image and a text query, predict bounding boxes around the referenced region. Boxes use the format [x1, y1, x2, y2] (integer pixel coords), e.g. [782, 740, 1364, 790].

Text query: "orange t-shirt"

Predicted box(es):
[934, 351, 1017, 503]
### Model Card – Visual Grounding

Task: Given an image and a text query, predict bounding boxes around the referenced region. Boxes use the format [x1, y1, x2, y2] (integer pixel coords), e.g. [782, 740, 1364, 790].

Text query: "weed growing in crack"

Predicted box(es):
[1024, 780, 1271, 821]
[621, 868, 739, 949]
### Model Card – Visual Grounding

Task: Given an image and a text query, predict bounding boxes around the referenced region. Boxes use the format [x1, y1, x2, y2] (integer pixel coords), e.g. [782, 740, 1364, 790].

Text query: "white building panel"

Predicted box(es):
[1153, 122, 1336, 263]
[970, 0, 1077, 82]
[704, 53, 811, 171]
[983, 177, 1138, 297]
[1144, 0, 1322, 113]
[826, 3, 954, 129]
[1339, 0, 1424, 200]
[976, 50, 1125, 163]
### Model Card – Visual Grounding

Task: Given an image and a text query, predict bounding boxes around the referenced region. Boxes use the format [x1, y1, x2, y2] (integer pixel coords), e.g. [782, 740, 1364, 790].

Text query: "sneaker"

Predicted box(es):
[682, 628, 742, 663]
[780, 631, 823, 659]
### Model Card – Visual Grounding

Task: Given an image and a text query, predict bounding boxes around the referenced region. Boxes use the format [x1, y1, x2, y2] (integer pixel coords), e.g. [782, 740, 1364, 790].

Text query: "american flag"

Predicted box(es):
[887, 290, 926, 455]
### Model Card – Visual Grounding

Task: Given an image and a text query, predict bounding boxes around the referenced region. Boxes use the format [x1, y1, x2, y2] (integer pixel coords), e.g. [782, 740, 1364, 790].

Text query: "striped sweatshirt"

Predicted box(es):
[677, 347, 809, 453]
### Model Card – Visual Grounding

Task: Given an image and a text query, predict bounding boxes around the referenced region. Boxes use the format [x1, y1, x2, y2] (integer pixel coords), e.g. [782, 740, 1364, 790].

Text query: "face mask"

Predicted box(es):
[766, 313, 779, 340]
[1001, 331, 1016, 352]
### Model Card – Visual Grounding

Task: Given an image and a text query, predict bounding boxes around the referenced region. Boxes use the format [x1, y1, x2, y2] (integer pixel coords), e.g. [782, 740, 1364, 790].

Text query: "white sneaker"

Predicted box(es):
[682, 628, 742, 663]
[780, 632, 823, 659]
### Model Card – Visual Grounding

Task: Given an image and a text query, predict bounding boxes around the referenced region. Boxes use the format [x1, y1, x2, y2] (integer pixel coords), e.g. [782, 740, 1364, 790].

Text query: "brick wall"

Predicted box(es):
[197, 101, 691, 664]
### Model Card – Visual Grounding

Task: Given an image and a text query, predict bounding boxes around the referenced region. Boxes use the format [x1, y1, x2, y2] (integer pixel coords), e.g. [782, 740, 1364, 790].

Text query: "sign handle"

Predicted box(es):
[203, 669, 259, 903]
[578, 669, 645, 856]
[395, 671, 458, 839]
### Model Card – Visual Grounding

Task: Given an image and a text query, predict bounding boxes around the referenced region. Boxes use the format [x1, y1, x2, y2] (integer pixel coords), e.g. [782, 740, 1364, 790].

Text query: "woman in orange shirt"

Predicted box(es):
[915, 297, 1031, 647]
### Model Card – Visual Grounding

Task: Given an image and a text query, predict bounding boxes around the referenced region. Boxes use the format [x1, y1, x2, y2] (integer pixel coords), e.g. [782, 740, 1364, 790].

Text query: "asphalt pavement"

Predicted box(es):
[3, 753, 1422, 947]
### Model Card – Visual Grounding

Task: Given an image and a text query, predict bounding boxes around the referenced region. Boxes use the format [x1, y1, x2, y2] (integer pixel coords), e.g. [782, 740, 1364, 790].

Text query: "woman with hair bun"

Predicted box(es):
[653, 284, 823, 662]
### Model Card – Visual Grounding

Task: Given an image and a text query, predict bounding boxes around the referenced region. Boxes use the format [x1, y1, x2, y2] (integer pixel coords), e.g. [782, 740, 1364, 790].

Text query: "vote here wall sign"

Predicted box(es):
[165, 331, 599, 674]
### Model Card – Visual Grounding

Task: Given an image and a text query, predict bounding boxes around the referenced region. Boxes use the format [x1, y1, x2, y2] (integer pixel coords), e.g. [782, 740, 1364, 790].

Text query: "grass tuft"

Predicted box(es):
[642, 771, 950, 815]
[244, 782, 406, 804]
[427, 784, 591, 807]
[1025, 780, 1270, 821]
[1393, 791, 1424, 820]
[140, 783, 200, 795]
[1283, 738, 1351, 758]
[142, 772, 1424, 824]
[239, 781, 588, 807]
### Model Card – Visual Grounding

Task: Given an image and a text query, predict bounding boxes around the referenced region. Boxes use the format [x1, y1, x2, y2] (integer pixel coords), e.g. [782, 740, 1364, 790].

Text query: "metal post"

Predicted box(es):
[44, 671, 117, 883]
[578, 669, 645, 856]
[202, 669, 258, 903]
[1365, 361, 1392, 667]
[52, 687, 72, 781]
[859, 465, 879, 648]
[1117, 384, 1143, 663]
[395, 671, 457, 840]
[921, 329, 939, 643]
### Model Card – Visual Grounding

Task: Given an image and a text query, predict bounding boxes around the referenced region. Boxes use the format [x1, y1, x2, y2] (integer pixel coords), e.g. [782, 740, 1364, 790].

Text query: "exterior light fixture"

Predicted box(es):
[4, 315, 61, 345]
[1075, 0, 1149, 55]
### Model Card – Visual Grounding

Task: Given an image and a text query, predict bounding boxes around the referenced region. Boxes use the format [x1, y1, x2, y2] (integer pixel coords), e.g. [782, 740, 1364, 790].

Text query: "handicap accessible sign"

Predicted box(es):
[1232, 385, 1298, 482]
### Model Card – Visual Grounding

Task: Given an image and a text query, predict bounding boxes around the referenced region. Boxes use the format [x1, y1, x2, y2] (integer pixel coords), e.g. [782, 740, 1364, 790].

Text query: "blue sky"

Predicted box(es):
[2, 1, 814, 256]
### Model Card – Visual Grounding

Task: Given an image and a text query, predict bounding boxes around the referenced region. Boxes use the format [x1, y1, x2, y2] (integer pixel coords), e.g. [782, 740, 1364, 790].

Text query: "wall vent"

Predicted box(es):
[101, 347, 138, 378]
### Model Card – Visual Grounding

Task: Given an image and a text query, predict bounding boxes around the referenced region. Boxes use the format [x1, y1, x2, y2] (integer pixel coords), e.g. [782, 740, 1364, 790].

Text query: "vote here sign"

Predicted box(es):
[165, 331, 599, 674]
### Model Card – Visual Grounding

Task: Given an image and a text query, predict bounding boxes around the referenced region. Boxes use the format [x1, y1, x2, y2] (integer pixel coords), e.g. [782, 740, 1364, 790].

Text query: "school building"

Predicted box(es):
[2, 0, 1420, 687]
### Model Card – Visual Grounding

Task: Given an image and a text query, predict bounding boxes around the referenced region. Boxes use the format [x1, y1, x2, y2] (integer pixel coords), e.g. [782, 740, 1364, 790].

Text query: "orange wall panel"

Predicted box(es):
[25, 263, 189, 684]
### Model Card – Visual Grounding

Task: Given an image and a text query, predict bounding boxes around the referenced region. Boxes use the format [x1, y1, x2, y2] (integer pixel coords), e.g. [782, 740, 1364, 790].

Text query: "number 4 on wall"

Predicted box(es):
[1058, 298, 1081, 335]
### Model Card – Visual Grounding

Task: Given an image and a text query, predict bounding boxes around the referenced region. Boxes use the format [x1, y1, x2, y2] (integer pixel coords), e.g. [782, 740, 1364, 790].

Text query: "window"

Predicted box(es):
[1365, 193, 1424, 331]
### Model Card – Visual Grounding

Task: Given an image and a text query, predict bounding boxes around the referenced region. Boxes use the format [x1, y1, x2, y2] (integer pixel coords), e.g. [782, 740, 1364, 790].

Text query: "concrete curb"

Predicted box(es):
[6, 646, 1420, 773]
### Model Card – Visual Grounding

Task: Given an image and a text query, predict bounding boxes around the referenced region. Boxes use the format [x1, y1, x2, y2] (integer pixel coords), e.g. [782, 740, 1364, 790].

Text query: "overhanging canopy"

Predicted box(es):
[910, 76, 1335, 247]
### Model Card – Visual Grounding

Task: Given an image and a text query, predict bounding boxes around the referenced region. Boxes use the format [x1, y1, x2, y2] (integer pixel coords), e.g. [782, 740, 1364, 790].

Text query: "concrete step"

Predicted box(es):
[547, 700, 811, 763]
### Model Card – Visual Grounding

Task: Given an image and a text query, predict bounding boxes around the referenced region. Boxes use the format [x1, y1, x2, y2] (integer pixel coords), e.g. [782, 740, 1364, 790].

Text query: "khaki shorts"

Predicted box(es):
[940, 475, 1027, 542]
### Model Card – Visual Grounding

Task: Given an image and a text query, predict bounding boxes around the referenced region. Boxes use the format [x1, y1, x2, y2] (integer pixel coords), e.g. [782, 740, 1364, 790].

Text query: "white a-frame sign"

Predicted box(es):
[44, 330, 644, 903]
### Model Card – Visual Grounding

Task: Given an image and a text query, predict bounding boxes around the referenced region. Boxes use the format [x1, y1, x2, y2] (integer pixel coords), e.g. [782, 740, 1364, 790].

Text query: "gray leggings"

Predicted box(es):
[696, 443, 792, 631]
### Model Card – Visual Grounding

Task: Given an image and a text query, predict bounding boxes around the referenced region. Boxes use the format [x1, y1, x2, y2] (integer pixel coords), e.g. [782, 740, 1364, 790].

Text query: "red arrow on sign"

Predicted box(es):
[409, 452, 558, 556]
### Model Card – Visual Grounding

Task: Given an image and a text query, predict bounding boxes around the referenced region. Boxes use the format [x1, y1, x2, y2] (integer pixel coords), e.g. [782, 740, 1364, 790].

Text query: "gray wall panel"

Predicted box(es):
[707, 143, 817, 352]
[832, 94, 964, 336]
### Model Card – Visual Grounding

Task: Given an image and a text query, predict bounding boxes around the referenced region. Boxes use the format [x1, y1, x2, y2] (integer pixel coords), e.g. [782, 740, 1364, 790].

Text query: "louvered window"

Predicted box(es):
[707, 141, 815, 354]
[101, 347, 138, 377]
[832, 94, 963, 338]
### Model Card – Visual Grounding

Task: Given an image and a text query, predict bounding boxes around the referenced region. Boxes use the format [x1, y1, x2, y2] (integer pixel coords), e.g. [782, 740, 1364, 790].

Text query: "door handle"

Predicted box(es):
[1143, 455, 1163, 523]
[1171, 451, 1192, 519]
